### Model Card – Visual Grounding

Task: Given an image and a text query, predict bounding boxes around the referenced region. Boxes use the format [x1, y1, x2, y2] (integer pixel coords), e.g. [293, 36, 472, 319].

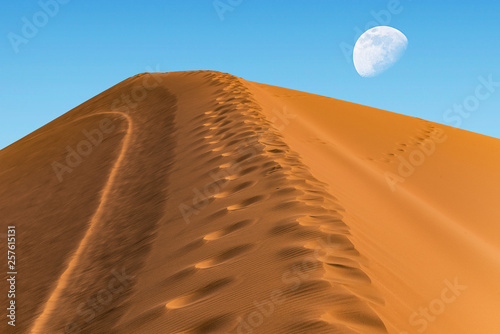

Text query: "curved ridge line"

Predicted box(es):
[30, 112, 133, 333]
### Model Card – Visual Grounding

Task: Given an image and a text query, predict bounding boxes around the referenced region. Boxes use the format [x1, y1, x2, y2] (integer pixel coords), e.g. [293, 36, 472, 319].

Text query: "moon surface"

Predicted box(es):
[353, 26, 408, 77]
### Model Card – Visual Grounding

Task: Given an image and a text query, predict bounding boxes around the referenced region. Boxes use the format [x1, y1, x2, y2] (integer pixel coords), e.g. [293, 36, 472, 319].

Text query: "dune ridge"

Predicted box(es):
[107, 71, 388, 334]
[1, 70, 500, 333]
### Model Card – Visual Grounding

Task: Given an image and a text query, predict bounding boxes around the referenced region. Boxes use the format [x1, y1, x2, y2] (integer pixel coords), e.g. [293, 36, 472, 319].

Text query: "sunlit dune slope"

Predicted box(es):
[1, 71, 499, 334]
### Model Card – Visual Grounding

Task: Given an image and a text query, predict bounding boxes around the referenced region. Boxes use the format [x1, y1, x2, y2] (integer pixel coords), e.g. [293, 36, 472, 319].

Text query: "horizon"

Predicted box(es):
[2, 0, 500, 149]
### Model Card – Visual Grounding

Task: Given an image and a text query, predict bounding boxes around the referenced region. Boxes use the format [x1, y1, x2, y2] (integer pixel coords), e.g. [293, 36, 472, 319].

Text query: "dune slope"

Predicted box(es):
[1, 71, 499, 334]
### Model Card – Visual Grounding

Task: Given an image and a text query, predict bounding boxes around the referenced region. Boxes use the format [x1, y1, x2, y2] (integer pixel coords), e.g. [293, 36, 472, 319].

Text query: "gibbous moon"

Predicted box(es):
[353, 26, 408, 77]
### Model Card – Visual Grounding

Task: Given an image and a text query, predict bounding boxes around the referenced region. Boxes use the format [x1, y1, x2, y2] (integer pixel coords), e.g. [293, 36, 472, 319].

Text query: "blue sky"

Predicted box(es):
[1, 0, 499, 149]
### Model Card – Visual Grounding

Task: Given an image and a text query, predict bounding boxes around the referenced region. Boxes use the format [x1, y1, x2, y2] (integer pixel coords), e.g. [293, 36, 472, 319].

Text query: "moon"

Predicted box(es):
[353, 26, 408, 77]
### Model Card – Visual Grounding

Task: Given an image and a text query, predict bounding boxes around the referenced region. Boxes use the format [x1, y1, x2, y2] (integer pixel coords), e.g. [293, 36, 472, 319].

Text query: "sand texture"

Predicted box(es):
[1, 71, 499, 333]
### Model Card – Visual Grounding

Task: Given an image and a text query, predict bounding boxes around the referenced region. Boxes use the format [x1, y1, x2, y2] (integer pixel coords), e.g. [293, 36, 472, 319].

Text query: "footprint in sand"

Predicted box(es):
[165, 277, 234, 309]
[159, 267, 197, 286]
[214, 180, 256, 199]
[226, 195, 267, 211]
[174, 238, 206, 256]
[203, 219, 255, 240]
[186, 313, 235, 334]
[323, 263, 372, 285]
[194, 244, 254, 269]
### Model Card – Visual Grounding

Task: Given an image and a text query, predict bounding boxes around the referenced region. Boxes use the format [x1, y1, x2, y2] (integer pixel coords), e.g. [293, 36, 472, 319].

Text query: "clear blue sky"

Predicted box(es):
[1, 0, 499, 149]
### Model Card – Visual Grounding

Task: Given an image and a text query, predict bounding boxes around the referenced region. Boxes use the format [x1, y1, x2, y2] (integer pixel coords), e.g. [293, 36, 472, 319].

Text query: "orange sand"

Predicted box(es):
[1, 71, 499, 333]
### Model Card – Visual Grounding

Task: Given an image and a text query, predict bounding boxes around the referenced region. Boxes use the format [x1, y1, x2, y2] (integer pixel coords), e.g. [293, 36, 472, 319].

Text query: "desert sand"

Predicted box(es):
[1, 71, 499, 333]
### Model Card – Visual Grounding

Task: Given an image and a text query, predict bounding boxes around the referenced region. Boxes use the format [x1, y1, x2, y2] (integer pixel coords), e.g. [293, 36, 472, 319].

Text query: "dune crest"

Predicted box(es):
[1, 71, 500, 333]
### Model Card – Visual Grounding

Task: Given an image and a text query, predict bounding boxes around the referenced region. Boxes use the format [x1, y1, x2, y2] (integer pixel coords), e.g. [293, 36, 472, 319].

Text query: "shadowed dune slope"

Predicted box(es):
[1, 71, 499, 334]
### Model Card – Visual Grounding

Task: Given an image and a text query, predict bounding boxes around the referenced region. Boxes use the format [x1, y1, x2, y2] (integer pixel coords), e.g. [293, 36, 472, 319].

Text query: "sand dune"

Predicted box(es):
[1, 71, 499, 333]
